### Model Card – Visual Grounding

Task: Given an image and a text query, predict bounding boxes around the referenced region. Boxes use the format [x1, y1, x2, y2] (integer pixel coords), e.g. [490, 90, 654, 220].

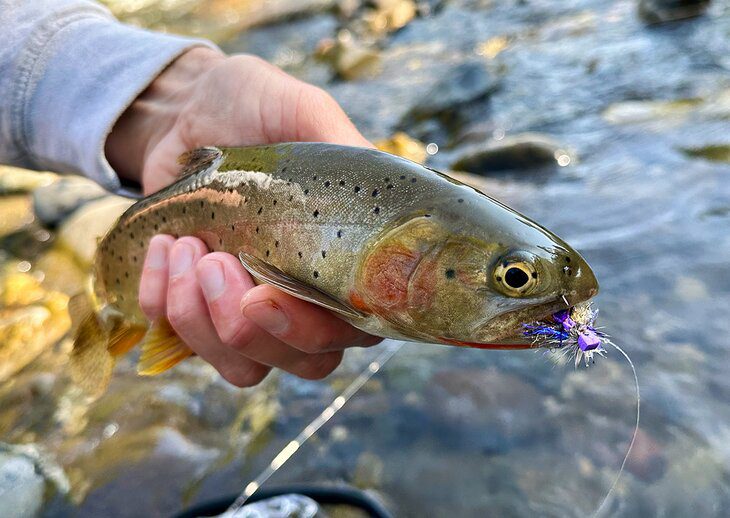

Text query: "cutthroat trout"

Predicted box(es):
[70, 143, 598, 394]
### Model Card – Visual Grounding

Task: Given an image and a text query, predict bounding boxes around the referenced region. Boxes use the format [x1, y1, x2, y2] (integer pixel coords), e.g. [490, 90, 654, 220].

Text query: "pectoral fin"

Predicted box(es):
[69, 294, 114, 398]
[177, 147, 223, 177]
[137, 319, 194, 376]
[238, 252, 365, 319]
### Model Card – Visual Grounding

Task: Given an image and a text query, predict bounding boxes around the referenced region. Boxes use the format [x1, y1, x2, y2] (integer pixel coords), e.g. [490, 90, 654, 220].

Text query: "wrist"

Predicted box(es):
[105, 46, 225, 184]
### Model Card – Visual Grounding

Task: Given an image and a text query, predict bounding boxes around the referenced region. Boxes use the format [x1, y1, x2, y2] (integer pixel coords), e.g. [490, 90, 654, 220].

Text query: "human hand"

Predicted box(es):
[106, 48, 380, 387]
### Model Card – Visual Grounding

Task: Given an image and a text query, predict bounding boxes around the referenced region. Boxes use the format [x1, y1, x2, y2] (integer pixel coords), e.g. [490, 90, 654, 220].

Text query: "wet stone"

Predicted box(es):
[400, 60, 499, 124]
[0, 451, 45, 518]
[638, 0, 711, 24]
[32, 176, 107, 226]
[451, 133, 572, 174]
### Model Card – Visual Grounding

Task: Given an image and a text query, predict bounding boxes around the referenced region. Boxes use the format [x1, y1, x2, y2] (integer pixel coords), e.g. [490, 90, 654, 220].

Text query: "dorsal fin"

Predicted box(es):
[177, 147, 224, 177]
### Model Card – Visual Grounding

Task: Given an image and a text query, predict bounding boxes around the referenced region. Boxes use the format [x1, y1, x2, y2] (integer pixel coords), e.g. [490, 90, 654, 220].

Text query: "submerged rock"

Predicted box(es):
[0, 166, 56, 195]
[33, 177, 107, 226]
[401, 60, 498, 123]
[0, 451, 45, 518]
[638, 0, 711, 24]
[0, 196, 34, 238]
[679, 144, 730, 163]
[0, 273, 70, 383]
[375, 132, 428, 163]
[451, 133, 573, 174]
[316, 30, 381, 80]
[58, 196, 134, 267]
[425, 368, 546, 453]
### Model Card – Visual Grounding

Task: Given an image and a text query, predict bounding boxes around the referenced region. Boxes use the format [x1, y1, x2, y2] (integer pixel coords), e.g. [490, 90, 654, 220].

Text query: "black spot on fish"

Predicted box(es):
[387, 184, 394, 189]
[384, 177, 390, 182]
[445, 269, 456, 279]
[496, 275, 502, 282]
[304, 189, 309, 195]
[411, 178, 417, 183]
[313, 271, 319, 278]
[256, 227, 259, 233]
[139, 241, 144, 247]
[372, 189, 379, 197]
[125, 272, 129, 279]
[154, 224, 159, 231]
[133, 256, 137, 263]
[298, 251, 303, 258]
[162, 216, 167, 223]
[313, 210, 319, 218]
[211, 212, 215, 220]
[115, 278, 120, 285]
[219, 237, 223, 246]
[354, 186, 361, 193]
[258, 207, 263, 215]
[321, 250, 326, 258]
[424, 214, 431, 218]
[339, 180, 345, 186]
[289, 195, 294, 202]
[374, 206, 380, 214]
[324, 181, 330, 187]
[182, 207, 186, 214]
[531, 271, 538, 279]
[275, 240, 279, 248]
[200, 201, 204, 208]
[400, 175, 406, 180]
[266, 250, 270, 257]
[231, 224, 235, 231]
[565, 257, 571, 263]
[273, 199, 277, 206]
[313, 175, 318, 181]
[282, 167, 287, 173]
[458, 199, 464, 203]
[130, 232, 134, 239]
[337, 230, 342, 238]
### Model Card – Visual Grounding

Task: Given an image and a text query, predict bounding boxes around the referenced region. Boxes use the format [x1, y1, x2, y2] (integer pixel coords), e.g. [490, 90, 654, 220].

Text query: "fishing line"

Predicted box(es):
[226, 340, 405, 514]
[591, 338, 641, 518]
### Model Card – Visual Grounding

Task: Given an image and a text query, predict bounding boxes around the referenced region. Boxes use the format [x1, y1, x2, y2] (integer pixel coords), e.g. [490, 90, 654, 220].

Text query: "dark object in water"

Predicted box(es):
[174, 484, 393, 518]
[638, 0, 711, 24]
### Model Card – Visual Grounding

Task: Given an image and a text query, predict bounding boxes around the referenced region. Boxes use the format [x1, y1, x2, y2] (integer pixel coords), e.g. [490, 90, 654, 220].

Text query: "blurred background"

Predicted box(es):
[1, 0, 729, 516]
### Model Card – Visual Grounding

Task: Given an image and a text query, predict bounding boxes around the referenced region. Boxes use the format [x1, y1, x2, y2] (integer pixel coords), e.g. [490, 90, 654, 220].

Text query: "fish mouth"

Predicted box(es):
[456, 291, 598, 349]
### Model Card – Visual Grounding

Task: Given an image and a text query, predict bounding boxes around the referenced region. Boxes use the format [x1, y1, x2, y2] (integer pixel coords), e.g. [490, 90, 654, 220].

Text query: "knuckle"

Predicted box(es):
[221, 323, 258, 353]
[220, 363, 267, 388]
[298, 352, 342, 380]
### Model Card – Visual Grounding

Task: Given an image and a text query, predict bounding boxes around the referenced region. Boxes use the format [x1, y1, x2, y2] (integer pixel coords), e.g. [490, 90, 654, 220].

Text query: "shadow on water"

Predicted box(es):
[1, 0, 730, 517]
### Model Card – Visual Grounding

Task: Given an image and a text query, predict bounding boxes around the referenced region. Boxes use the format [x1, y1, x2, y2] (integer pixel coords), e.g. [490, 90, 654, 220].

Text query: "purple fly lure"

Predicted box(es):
[523, 302, 607, 367]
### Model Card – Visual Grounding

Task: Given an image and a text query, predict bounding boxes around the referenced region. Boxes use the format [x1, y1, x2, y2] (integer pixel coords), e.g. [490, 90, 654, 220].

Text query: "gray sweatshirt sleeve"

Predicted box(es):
[0, 0, 217, 192]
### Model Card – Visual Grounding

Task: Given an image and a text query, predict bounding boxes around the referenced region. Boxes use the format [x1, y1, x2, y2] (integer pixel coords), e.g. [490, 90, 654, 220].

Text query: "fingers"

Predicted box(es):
[241, 284, 382, 353]
[194, 253, 344, 380]
[139, 234, 176, 319]
[164, 238, 271, 387]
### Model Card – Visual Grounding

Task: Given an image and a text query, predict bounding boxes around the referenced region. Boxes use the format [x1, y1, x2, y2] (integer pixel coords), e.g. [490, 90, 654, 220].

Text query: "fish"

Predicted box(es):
[69, 143, 598, 395]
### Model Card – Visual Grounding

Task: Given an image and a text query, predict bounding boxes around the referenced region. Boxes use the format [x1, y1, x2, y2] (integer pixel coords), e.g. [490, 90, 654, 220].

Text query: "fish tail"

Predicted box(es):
[68, 293, 193, 396]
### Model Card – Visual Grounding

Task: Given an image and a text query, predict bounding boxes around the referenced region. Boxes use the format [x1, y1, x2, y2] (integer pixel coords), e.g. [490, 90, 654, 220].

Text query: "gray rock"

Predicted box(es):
[32, 176, 107, 226]
[451, 133, 572, 174]
[425, 368, 547, 453]
[0, 452, 45, 518]
[402, 60, 499, 123]
[638, 0, 711, 24]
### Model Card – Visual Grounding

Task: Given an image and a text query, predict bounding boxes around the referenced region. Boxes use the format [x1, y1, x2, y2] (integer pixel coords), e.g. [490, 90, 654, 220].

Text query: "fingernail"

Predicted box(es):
[146, 237, 169, 270]
[170, 242, 195, 277]
[242, 300, 289, 334]
[198, 260, 225, 301]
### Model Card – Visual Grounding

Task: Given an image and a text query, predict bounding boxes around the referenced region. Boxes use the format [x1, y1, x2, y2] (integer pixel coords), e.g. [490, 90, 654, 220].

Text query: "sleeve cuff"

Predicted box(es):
[20, 10, 217, 192]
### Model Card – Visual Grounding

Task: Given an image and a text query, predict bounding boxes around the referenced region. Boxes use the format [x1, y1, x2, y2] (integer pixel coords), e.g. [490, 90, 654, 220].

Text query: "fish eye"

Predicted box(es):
[493, 259, 538, 296]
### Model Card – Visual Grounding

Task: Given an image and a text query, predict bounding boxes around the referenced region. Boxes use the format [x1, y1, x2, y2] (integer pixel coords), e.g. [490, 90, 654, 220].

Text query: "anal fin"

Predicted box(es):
[69, 301, 114, 399]
[137, 319, 194, 376]
[238, 252, 366, 319]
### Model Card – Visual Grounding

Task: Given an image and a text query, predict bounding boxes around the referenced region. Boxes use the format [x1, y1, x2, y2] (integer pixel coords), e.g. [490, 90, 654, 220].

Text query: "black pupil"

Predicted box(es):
[504, 267, 529, 289]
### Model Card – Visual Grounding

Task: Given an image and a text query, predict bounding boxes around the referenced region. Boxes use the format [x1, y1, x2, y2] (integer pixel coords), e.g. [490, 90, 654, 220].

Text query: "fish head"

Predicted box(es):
[356, 194, 598, 346]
